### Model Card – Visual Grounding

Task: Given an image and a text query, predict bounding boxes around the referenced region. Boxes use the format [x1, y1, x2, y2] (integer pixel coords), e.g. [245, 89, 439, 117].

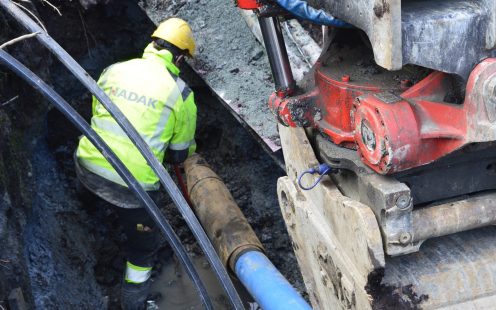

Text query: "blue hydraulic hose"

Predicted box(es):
[235, 250, 312, 310]
[275, 0, 352, 27]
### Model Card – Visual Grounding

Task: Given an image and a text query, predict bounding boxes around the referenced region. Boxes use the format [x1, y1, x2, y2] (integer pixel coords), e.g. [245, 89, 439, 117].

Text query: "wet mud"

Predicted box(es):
[150, 256, 236, 309]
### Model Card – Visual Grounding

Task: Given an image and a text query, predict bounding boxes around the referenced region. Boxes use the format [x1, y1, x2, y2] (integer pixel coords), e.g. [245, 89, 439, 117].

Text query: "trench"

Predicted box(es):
[0, 0, 305, 308]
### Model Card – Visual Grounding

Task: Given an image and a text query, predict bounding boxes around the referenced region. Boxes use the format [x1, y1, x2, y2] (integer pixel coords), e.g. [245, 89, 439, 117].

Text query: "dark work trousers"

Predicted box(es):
[74, 157, 163, 269]
[114, 206, 160, 268]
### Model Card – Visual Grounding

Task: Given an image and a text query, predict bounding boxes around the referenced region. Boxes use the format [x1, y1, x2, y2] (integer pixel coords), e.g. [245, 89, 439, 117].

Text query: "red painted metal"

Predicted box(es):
[269, 92, 294, 127]
[236, 0, 261, 9]
[353, 71, 468, 173]
[314, 63, 382, 147]
[268, 58, 496, 174]
[269, 61, 382, 148]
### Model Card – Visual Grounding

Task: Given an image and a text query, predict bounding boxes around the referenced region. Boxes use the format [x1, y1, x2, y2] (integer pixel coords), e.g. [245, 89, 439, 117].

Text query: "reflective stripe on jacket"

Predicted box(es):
[76, 43, 197, 190]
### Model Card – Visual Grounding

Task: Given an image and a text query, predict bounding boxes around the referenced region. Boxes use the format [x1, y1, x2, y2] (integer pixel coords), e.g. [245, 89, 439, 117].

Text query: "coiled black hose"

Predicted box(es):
[0, 49, 214, 309]
[0, 1, 243, 308]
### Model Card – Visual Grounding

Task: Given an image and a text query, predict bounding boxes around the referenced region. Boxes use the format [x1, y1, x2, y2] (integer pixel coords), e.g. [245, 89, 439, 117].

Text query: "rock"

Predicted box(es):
[250, 50, 264, 62]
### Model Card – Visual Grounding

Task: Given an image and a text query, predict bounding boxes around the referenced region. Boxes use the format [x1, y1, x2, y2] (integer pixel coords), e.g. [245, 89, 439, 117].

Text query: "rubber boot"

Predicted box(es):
[121, 279, 151, 310]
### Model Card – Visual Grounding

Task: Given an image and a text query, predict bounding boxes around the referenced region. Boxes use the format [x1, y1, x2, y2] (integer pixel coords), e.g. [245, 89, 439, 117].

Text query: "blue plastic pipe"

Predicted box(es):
[235, 250, 312, 310]
[275, 0, 352, 28]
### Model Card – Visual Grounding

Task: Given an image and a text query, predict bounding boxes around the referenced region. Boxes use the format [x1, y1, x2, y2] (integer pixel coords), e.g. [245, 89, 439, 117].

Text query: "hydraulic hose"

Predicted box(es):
[0, 1, 244, 308]
[275, 0, 351, 27]
[173, 164, 192, 207]
[0, 49, 214, 310]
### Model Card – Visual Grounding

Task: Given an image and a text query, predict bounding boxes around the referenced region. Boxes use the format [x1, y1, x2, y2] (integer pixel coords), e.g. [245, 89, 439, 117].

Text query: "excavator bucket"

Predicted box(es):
[277, 125, 496, 309]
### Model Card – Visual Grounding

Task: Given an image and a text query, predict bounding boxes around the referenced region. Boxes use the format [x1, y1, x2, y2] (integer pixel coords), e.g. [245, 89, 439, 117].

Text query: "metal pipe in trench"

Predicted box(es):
[184, 154, 311, 310]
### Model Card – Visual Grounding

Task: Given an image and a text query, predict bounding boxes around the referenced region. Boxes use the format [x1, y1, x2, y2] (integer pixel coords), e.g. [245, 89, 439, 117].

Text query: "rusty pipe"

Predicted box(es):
[184, 154, 264, 271]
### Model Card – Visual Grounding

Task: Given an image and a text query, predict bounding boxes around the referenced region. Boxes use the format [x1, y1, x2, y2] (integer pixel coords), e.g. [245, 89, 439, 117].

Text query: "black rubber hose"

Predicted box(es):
[0, 1, 243, 308]
[0, 49, 214, 310]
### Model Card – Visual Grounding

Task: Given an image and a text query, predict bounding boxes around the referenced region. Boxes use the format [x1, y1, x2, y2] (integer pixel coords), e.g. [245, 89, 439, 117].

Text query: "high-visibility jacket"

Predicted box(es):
[76, 43, 197, 191]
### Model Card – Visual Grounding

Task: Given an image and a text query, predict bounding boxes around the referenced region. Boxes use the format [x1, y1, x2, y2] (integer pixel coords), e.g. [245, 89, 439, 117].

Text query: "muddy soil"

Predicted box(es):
[0, 0, 304, 308]
[1, 1, 156, 308]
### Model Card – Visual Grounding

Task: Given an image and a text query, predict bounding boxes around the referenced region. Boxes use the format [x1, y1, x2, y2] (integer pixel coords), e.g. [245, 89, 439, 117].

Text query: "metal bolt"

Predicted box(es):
[396, 194, 411, 210]
[399, 232, 412, 245]
[360, 121, 376, 151]
[314, 110, 322, 122]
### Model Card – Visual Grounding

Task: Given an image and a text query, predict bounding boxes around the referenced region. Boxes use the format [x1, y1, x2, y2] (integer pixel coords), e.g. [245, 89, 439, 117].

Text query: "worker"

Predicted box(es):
[74, 18, 197, 310]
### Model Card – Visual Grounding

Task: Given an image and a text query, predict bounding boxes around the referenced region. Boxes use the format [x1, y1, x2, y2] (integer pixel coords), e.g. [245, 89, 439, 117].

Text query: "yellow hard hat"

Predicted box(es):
[152, 18, 196, 57]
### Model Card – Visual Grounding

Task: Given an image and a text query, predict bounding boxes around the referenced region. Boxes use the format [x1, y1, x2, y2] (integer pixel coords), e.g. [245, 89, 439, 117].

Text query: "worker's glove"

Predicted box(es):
[164, 149, 188, 164]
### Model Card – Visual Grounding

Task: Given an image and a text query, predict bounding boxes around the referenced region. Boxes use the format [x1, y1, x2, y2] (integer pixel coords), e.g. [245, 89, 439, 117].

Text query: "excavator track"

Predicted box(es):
[383, 226, 496, 309]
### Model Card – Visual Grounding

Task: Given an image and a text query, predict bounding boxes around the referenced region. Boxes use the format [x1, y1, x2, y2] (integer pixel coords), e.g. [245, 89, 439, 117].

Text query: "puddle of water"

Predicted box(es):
[150, 256, 232, 310]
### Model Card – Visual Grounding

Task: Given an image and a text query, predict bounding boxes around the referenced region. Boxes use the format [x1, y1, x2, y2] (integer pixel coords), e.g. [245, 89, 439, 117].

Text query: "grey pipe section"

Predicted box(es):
[258, 16, 295, 97]
[412, 192, 496, 242]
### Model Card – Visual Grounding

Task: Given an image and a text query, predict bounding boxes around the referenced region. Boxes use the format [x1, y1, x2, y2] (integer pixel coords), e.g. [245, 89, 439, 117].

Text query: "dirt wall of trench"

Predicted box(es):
[0, 1, 157, 307]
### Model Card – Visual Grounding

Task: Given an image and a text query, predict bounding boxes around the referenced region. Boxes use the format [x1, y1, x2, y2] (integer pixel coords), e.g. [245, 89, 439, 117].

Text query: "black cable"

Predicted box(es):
[0, 49, 214, 310]
[0, 1, 244, 308]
